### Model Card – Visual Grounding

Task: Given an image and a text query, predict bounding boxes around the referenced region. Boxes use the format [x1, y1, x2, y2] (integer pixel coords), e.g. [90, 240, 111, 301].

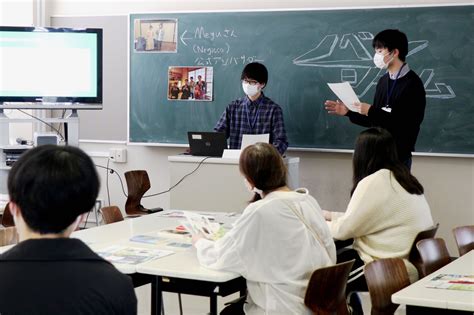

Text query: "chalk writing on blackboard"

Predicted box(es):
[180, 27, 264, 67]
[293, 32, 455, 99]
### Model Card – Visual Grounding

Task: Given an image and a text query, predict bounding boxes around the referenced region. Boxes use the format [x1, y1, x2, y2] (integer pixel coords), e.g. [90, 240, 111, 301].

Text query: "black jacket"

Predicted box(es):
[0, 238, 137, 315]
[347, 70, 426, 161]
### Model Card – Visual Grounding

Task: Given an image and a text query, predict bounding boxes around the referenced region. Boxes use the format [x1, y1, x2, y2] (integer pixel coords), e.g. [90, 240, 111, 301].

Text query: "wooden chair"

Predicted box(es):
[304, 259, 354, 315]
[408, 223, 439, 277]
[453, 225, 474, 256]
[1, 202, 15, 227]
[365, 258, 410, 315]
[124, 170, 162, 216]
[0, 226, 19, 246]
[100, 206, 125, 224]
[416, 238, 452, 277]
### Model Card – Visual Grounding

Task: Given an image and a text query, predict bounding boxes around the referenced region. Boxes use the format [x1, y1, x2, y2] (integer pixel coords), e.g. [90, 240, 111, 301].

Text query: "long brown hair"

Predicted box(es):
[239, 143, 287, 202]
[352, 127, 424, 196]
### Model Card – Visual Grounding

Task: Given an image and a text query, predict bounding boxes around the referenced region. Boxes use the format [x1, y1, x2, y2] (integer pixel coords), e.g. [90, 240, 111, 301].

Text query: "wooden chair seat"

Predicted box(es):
[416, 238, 452, 276]
[408, 223, 439, 277]
[304, 259, 354, 315]
[0, 226, 19, 246]
[100, 206, 125, 224]
[365, 258, 410, 315]
[453, 225, 474, 256]
[125, 170, 162, 216]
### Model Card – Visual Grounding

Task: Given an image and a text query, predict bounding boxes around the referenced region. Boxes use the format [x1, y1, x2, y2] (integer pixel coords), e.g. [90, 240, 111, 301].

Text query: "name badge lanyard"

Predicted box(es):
[385, 63, 406, 109]
[245, 98, 262, 131]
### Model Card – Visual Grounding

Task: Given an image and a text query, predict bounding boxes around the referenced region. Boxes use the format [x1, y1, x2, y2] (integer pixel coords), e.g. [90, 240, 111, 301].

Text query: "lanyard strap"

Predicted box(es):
[385, 63, 406, 108]
[245, 98, 262, 131]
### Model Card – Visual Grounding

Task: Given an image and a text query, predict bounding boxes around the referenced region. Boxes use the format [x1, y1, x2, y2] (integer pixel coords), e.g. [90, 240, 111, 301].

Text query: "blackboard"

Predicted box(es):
[129, 6, 474, 154]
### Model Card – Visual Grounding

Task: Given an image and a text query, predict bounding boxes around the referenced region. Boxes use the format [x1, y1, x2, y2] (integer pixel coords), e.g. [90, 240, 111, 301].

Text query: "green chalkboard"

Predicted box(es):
[129, 6, 474, 154]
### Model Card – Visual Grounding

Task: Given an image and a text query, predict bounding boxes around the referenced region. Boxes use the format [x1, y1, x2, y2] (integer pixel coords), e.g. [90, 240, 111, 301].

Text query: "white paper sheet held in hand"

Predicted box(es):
[327, 82, 360, 112]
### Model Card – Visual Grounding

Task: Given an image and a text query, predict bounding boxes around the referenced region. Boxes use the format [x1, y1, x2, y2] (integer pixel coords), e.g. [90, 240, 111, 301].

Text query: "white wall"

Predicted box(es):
[5, 0, 473, 255]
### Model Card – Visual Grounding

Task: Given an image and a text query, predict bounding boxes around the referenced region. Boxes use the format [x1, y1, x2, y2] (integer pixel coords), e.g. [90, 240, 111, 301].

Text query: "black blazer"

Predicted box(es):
[0, 238, 137, 315]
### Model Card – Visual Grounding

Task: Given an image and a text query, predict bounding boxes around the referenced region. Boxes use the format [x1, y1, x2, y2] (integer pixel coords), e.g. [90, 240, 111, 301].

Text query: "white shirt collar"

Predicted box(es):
[388, 63, 410, 80]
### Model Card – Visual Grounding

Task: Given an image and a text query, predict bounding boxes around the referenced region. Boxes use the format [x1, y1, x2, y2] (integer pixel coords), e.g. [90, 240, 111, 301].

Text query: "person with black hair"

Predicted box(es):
[194, 143, 335, 315]
[322, 128, 433, 315]
[325, 29, 426, 169]
[0, 145, 137, 314]
[214, 62, 288, 155]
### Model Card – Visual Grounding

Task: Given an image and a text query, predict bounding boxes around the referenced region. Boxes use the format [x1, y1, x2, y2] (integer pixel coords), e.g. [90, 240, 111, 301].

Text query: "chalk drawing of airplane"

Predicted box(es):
[293, 32, 455, 99]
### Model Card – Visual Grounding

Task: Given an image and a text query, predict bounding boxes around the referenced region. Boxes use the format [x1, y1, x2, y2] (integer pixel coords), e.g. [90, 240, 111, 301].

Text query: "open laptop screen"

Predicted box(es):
[187, 132, 227, 157]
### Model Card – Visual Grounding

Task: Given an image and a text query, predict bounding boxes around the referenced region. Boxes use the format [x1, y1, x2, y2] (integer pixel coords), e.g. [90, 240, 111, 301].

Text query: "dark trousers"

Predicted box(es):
[337, 248, 367, 314]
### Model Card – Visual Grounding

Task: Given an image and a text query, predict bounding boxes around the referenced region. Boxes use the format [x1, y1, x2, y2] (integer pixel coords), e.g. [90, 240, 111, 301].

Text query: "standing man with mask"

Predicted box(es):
[214, 62, 289, 155]
[324, 29, 426, 169]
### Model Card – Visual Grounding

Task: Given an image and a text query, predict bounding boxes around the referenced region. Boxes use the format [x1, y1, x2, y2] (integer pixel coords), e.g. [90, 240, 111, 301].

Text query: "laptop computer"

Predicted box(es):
[187, 131, 227, 157]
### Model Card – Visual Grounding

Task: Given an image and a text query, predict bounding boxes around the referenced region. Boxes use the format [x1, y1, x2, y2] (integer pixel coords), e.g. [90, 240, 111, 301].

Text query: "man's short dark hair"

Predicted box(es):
[8, 145, 99, 234]
[241, 62, 268, 85]
[372, 29, 409, 62]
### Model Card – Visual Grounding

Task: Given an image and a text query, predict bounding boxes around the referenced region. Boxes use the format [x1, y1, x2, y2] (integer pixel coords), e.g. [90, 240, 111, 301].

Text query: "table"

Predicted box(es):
[392, 250, 474, 314]
[73, 211, 245, 315]
[168, 155, 300, 212]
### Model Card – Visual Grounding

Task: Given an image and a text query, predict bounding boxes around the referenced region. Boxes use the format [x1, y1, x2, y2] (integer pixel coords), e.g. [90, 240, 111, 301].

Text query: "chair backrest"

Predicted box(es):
[416, 238, 451, 277]
[365, 258, 410, 315]
[408, 223, 439, 276]
[101, 206, 125, 224]
[1, 202, 15, 227]
[453, 225, 474, 256]
[304, 259, 354, 315]
[124, 170, 151, 215]
[0, 226, 19, 246]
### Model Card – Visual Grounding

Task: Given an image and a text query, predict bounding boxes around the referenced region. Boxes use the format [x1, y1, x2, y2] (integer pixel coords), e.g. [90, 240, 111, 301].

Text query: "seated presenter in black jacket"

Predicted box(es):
[0, 145, 137, 315]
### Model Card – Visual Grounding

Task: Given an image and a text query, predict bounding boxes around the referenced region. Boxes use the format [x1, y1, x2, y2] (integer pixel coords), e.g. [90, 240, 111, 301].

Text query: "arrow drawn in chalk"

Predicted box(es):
[180, 30, 193, 46]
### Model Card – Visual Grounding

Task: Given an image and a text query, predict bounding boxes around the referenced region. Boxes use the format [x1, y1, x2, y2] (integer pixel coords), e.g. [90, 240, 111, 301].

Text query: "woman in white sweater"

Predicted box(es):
[323, 127, 434, 314]
[194, 143, 336, 315]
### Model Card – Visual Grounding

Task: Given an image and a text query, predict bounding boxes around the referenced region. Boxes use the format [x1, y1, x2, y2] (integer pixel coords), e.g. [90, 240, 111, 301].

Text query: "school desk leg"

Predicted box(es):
[152, 277, 164, 315]
[210, 294, 218, 315]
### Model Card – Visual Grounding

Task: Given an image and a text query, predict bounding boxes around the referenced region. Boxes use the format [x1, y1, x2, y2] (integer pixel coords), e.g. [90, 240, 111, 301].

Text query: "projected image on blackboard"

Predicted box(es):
[168, 66, 213, 101]
[133, 19, 178, 52]
[293, 32, 455, 99]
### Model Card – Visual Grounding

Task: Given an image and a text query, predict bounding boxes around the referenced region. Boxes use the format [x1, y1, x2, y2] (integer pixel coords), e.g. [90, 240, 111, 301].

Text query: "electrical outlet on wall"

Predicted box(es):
[109, 148, 127, 163]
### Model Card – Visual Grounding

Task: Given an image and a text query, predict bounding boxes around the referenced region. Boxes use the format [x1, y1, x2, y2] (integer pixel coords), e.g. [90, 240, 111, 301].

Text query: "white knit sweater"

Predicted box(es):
[328, 169, 434, 282]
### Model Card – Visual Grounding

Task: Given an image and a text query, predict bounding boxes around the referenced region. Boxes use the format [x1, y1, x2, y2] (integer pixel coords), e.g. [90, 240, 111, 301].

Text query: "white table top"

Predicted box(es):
[168, 154, 300, 165]
[73, 211, 241, 281]
[392, 250, 474, 312]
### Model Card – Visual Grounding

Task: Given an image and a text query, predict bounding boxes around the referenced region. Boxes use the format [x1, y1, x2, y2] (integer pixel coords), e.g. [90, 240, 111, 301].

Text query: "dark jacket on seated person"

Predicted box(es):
[0, 238, 137, 315]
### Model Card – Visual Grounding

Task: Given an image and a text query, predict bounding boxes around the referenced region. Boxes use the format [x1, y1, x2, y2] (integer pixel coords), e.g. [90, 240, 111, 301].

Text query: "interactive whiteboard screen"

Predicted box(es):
[0, 26, 102, 107]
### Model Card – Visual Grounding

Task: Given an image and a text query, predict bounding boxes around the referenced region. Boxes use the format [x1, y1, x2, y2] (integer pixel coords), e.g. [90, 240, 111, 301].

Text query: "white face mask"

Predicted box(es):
[242, 82, 261, 98]
[373, 51, 393, 69]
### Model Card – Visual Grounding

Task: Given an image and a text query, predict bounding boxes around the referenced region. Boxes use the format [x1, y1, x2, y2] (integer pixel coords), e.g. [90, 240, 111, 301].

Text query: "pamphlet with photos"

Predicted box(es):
[97, 245, 174, 265]
[425, 274, 474, 291]
[181, 211, 226, 241]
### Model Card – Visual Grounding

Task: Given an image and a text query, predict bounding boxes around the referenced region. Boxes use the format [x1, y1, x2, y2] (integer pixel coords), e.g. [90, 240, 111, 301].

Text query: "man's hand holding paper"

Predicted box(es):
[326, 82, 367, 114]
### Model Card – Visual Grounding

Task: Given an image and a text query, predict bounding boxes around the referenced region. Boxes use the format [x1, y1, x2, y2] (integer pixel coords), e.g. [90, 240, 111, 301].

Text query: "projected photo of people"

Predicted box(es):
[134, 19, 178, 52]
[168, 67, 214, 101]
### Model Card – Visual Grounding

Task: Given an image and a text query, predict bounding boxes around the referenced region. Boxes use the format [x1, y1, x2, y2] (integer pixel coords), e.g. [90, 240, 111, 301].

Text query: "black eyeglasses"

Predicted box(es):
[242, 79, 259, 86]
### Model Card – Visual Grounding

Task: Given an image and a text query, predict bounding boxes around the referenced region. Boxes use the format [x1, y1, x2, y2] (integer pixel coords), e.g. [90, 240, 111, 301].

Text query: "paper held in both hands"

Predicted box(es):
[327, 82, 361, 112]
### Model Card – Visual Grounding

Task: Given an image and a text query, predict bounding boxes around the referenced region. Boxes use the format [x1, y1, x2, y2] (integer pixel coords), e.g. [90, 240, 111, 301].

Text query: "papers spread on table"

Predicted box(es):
[180, 211, 227, 241]
[425, 274, 474, 291]
[97, 245, 174, 265]
[327, 82, 360, 112]
[130, 233, 192, 249]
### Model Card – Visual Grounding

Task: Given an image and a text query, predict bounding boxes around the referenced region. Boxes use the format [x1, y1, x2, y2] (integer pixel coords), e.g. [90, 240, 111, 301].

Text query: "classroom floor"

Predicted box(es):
[135, 287, 407, 315]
